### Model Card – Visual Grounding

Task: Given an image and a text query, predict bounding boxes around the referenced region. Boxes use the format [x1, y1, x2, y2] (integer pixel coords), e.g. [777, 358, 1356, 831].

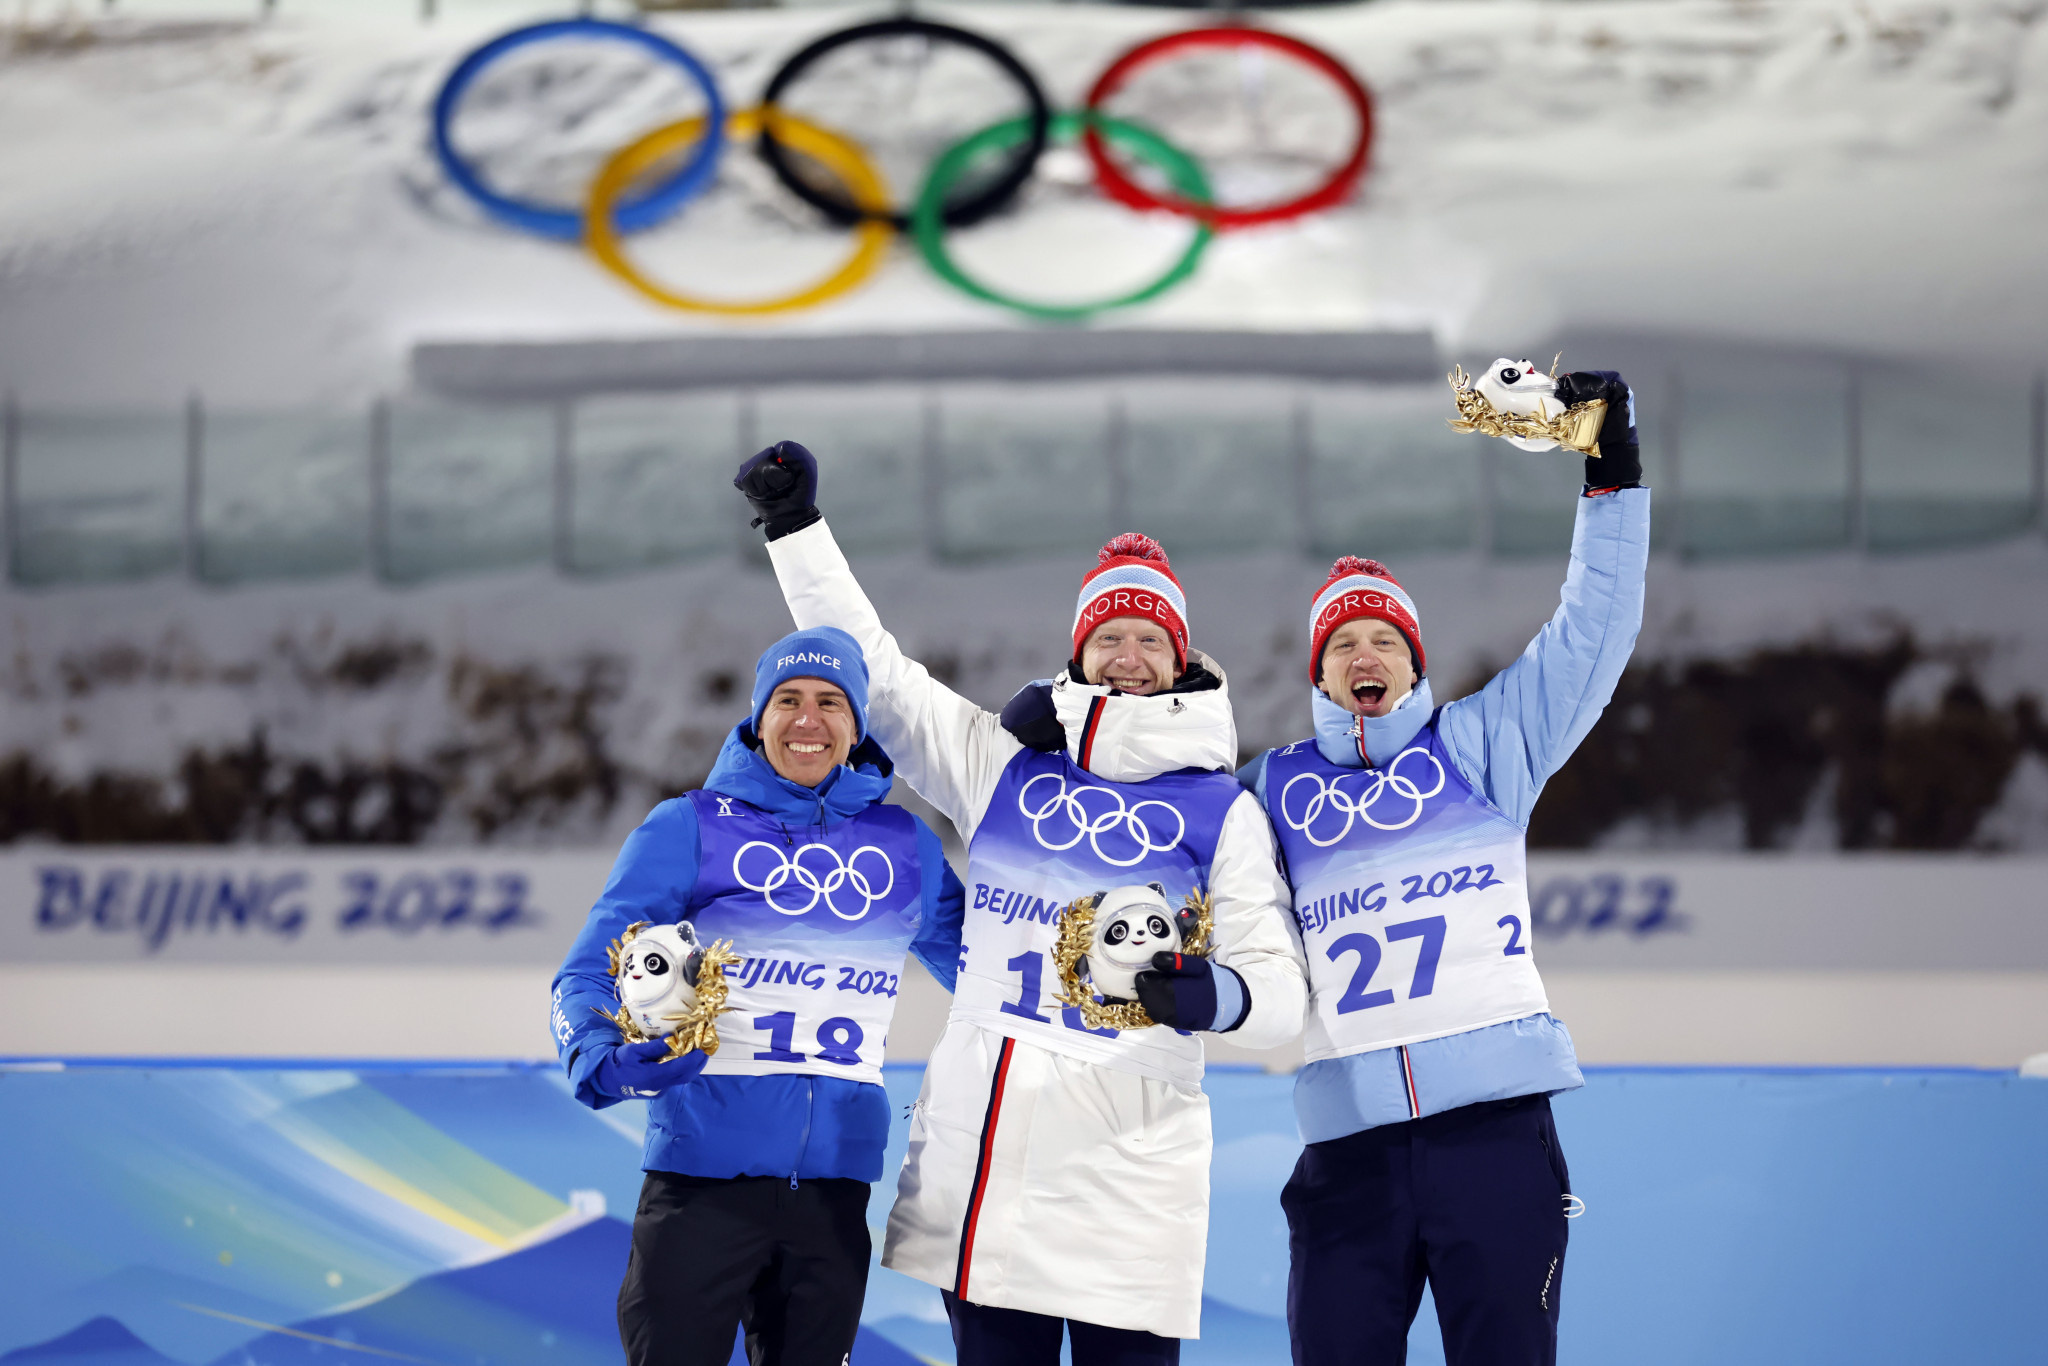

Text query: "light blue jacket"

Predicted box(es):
[1240, 486, 1651, 1141]
[551, 725, 965, 1182]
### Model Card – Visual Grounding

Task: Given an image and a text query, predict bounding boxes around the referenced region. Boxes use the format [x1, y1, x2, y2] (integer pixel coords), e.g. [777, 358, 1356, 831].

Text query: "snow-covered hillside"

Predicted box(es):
[5, 529, 2046, 850]
[2, 0, 2045, 407]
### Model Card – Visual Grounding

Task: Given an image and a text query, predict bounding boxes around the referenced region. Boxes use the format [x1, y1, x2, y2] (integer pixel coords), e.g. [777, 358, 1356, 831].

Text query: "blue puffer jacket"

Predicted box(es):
[1240, 486, 1650, 1141]
[551, 724, 965, 1182]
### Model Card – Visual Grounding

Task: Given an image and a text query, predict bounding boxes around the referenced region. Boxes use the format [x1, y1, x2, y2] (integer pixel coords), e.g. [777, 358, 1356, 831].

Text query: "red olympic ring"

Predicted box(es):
[1082, 26, 1375, 230]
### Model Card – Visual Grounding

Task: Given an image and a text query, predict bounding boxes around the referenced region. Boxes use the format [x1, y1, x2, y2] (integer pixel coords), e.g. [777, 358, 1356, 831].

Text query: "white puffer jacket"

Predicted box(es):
[769, 520, 1306, 1339]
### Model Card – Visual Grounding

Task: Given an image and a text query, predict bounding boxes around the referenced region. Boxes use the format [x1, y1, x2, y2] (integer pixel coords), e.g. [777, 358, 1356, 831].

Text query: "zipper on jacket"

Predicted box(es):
[790, 1076, 815, 1189]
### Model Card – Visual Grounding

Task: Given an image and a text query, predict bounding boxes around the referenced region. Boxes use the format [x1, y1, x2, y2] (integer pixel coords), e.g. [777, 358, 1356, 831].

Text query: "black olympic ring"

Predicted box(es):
[757, 16, 1052, 231]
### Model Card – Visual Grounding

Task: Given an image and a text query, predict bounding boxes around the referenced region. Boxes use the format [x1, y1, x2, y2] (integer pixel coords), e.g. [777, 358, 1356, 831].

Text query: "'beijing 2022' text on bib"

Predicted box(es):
[1263, 720, 1549, 1063]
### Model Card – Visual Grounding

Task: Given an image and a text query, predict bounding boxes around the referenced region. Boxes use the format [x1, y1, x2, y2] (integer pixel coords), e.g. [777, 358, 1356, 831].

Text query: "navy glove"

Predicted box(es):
[1135, 952, 1248, 1033]
[1553, 370, 1642, 490]
[733, 440, 821, 540]
[591, 1039, 708, 1100]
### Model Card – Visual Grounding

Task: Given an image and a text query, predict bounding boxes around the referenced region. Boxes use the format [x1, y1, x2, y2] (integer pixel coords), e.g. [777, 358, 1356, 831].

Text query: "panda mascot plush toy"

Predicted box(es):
[614, 921, 707, 1038]
[1473, 357, 1570, 452]
[1084, 883, 1197, 1003]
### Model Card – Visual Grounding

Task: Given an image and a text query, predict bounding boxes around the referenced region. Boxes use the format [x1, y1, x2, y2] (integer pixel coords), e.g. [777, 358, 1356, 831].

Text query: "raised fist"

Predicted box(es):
[733, 439, 821, 540]
[1554, 371, 1642, 489]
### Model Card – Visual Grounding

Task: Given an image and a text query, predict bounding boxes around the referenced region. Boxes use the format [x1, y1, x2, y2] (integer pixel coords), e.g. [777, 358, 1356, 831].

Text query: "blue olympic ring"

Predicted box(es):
[431, 18, 727, 242]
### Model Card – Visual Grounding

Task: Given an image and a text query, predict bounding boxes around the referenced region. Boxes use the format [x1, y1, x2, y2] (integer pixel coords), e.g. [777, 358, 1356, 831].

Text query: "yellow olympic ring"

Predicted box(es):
[584, 108, 893, 317]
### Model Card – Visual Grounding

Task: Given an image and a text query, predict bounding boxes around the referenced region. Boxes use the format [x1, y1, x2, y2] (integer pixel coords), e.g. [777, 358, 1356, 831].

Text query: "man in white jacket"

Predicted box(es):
[736, 442, 1305, 1366]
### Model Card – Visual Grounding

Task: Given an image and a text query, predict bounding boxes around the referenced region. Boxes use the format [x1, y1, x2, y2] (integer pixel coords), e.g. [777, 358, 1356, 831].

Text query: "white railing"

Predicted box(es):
[3, 365, 2044, 587]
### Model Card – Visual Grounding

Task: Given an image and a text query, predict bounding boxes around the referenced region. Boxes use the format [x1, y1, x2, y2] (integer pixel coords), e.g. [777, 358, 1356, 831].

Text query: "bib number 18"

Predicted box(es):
[752, 1011, 866, 1064]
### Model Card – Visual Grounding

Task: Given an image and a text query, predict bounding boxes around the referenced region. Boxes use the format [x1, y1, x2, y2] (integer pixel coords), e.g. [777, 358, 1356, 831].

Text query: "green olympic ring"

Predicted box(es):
[912, 111, 1214, 324]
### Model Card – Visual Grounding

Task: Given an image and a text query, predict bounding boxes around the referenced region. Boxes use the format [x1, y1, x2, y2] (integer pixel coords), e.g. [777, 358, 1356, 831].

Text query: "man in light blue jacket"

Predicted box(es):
[551, 627, 965, 1366]
[1237, 371, 1648, 1366]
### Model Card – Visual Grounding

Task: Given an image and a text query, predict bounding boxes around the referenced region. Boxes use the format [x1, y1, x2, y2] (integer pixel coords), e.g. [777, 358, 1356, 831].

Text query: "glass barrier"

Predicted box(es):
[8, 409, 184, 587]
[1678, 354, 1853, 559]
[1, 368, 2040, 589]
[1305, 383, 1479, 557]
[1862, 367, 2036, 553]
[200, 409, 367, 582]
[754, 386, 926, 557]
[382, 400, 553, 583]
[1124, 379, 1297, 553]
[569, 392, 744, 575]
[933, 383, 1116, 561]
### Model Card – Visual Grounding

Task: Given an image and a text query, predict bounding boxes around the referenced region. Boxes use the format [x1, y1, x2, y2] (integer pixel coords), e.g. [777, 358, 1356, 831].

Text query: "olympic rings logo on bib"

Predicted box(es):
[1279, 747, 1447, 845]
[1018, 773, 1186, 867]
[733, 841, 896, 921]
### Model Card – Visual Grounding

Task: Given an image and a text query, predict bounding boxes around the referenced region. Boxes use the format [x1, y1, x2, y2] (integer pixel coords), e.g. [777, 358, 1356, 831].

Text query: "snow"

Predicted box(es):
[2, 0, 2045, 407]
[5, 524, 2045, 848]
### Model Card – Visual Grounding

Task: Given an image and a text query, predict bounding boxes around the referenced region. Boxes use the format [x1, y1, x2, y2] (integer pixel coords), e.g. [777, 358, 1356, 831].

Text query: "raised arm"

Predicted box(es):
[1439, 373, 1652, 827]
[738, 441, 1023, 837]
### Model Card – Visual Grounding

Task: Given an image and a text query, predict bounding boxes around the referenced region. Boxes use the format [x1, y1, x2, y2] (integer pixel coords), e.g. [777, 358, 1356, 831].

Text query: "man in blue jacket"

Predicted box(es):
[551, 627, 965, 1366]
[1238, 372, 1649, 1366]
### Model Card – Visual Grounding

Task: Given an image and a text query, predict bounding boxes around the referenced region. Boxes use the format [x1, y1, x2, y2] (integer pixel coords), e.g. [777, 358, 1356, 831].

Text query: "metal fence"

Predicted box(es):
[3, 367, 2043, 588]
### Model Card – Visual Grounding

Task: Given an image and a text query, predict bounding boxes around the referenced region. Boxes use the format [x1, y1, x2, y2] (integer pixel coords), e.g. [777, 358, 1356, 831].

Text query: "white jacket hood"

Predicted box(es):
[1049, 649, 1239, 783]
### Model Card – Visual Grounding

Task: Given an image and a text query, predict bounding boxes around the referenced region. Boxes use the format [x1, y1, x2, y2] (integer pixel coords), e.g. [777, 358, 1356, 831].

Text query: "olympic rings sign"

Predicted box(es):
[430, 17, 1375, 319]
[1083, 27, 1374, 230]
[432, 17, 726, 243]
[733, 841, 897, 921]
[1279, 748, 1448, 845]
[1017, 773, 1187, 868]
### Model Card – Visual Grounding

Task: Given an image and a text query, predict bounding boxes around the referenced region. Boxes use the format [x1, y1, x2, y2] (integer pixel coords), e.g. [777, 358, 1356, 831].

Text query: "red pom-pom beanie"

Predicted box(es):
[1308, 555, 1425, 684]
[1071, 532, 1189, 668]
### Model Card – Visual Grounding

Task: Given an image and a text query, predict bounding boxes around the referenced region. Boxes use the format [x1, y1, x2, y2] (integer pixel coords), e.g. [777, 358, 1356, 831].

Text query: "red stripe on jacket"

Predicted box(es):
[954, 1037, 1018, 1298]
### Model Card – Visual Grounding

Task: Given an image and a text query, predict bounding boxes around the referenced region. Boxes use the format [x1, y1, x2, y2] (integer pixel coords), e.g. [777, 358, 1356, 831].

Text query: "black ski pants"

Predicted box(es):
[943, 1291, 1180, 1366]
[619, 1171, 871, 1366]
[1283, 1094, 1572, 1366]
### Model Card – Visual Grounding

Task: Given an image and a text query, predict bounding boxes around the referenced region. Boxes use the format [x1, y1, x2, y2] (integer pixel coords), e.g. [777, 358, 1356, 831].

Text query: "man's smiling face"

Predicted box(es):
[1078, 616, 1178, 695]
[1317, 618, 1417, 719]
[758, 678, 856, 786]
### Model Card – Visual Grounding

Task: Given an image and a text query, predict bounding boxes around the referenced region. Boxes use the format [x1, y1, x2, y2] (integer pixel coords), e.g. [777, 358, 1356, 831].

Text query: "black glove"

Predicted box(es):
[1135, 951, 1246, 1033]
[733, 440, 821, 540]
[1553, 370, 1642, 490]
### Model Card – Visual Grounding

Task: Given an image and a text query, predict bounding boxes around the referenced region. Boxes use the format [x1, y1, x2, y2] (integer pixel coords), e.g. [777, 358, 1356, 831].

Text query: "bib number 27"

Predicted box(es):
[1326, 916, 1447, 1014]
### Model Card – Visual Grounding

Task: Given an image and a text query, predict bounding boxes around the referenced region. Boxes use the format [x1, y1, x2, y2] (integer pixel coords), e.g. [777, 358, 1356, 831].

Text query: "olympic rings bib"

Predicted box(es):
[585, 108, 895, 317]
[1278, 746, 1448, 845]
[733, 839, 897, 921]
[952, 749, 1244, 1086]
[1015, 771, 1189, 867]
[1260, 725, 1551, 1064]
[682, 790, 927, 1085]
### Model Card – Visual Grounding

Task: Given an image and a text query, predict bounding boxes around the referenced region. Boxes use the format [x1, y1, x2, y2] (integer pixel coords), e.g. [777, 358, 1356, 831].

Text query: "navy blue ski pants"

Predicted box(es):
[1283, 1094, 1571, 1366]
[943, 1290, 1180, 1366]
